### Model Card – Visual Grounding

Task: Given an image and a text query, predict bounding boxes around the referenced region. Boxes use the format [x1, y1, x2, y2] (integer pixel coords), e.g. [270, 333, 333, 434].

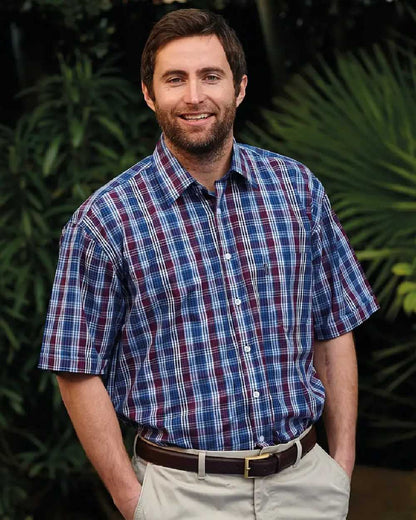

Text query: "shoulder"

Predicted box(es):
[236, 142, 328, 228]
[68, 155, 153, 229]
[238, 143, 313, 180]
[237, 142, 325, 195]
[60, 154, 155, 261]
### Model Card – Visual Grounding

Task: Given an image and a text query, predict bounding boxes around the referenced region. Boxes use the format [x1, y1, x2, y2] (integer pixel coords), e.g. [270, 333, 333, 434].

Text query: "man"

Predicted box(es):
[39, 9, 379, 520]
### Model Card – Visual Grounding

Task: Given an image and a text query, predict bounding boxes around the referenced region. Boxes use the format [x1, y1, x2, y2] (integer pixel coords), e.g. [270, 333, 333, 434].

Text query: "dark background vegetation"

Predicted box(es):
[0, 1, 415, 518]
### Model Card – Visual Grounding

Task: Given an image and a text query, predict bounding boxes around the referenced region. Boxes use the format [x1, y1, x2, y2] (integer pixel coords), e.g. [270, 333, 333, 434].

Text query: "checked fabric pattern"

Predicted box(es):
[39, 136, 378, 450]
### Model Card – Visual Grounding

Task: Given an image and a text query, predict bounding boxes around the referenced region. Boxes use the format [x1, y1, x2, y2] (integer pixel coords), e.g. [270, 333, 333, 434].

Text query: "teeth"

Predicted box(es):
[182, 114, 210, 120]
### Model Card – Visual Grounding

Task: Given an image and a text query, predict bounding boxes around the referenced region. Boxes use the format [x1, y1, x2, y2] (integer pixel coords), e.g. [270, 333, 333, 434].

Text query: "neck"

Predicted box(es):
[165, 135, 234, 192]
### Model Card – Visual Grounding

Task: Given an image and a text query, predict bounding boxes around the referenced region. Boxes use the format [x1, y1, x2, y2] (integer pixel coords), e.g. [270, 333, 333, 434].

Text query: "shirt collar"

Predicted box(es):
[152, 135, 258, 206]
[229, 140, 259, 190]
[152, 136, 195, 206]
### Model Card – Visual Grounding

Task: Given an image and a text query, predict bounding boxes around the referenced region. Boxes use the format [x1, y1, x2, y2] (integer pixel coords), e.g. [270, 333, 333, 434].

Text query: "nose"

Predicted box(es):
[183, 79, 205, 105]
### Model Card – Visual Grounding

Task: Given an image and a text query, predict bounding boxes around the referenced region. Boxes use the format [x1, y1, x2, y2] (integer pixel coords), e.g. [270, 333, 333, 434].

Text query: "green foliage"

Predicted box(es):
[393, 258, 416, 315]
[24, 0, 115, 59]
[359, 330, 416, 453]
[0, 53, 158, 518]
[243, 41, 416, 317]
[242, 39, 416, 455]
[28, 0, 112, 24]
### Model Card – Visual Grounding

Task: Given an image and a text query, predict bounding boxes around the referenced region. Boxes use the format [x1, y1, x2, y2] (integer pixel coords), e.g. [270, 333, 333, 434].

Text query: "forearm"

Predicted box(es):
[313, 331, 358, 477]
[56, 373, 140, 519]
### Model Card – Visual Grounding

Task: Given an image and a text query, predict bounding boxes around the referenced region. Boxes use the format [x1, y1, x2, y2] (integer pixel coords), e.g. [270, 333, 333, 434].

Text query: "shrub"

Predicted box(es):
[242, 41, 416, 464]
[0, 53, 158, 518]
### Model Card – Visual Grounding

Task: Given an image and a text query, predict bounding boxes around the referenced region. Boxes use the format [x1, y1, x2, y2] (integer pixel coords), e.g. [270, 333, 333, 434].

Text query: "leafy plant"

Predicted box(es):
[242, 41, 416, 317]
[393, 257, 416, 315]
[241, 40, 416, 461]
[24, 0, 115, 59]
[0, 53, 158, 518]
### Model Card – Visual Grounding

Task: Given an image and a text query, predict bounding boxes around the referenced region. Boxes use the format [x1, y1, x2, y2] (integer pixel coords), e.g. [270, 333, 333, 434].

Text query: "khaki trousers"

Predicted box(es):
[132, 429, 350, 520]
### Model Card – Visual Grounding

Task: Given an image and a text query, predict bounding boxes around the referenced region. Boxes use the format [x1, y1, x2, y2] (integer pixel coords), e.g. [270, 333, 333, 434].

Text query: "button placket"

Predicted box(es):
[215, 182, 270, 442]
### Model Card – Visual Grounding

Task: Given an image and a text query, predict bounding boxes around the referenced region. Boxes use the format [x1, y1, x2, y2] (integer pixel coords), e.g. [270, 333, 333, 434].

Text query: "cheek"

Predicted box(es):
[154, 95, 180, 114]
[215, 88, 238, 106]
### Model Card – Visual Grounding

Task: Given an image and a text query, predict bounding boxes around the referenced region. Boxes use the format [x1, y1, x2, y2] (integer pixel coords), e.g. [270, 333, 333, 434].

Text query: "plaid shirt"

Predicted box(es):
[39, 136, 378, 450]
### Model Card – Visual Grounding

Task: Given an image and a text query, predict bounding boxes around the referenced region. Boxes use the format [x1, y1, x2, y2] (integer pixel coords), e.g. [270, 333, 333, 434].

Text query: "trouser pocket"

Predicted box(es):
[132, 456, 151, 520]
[131, 455, 255, 520]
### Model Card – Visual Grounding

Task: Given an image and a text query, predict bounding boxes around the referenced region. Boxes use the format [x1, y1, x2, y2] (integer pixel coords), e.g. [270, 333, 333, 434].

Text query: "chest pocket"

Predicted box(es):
[241, 215, 311, 326]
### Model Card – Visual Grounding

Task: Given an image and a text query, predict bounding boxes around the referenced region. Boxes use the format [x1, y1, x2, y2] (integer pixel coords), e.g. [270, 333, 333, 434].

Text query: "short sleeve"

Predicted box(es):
[312, 193, 379, 340]
[39, 222, 125, 374]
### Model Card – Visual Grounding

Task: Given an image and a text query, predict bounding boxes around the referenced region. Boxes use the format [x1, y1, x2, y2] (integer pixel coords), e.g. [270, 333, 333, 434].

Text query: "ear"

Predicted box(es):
[236, 75, 248, 108]
[142, 81, 156, 112]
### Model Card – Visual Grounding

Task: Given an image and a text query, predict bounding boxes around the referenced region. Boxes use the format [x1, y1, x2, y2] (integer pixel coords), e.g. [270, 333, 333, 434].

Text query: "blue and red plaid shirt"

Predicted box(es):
[39, 136, 378, 450]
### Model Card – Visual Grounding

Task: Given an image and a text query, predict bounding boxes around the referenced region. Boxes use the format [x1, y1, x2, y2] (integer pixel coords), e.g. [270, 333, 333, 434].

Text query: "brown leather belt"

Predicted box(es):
[135, 427, 316, 478]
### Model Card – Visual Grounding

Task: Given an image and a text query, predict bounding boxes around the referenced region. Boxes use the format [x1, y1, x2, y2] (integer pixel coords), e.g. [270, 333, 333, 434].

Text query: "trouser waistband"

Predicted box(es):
[134, 426, 316, 478]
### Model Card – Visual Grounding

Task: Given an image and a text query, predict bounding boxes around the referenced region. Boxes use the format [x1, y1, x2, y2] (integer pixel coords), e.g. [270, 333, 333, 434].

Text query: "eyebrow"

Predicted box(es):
[160, 67, 226, 80]
[199, 67, 226, 75]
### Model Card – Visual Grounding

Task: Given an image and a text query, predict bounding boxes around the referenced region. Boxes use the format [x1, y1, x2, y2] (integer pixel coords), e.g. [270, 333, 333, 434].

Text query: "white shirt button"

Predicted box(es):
[217, 208, 222, 214]
[258, 435, 265, 443]
[224, 253, 232, 261]
[244, 345, 251, 353]
[253, 391, 260, 398]
[235, 298, 242, 306]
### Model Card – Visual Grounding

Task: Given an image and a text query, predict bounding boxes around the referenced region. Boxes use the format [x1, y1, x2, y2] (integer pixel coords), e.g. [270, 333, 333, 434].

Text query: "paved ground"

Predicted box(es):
[348, 466, 416, 519]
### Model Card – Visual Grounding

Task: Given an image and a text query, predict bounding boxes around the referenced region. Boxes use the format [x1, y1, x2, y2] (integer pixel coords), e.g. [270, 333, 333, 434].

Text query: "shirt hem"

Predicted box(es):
[314, 297, 380, 341]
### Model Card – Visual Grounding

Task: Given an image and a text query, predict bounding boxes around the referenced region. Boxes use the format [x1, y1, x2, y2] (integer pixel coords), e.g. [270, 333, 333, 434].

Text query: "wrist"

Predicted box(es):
[112, 481, 141, 503]
[333, 452, 355, 479]
[113, 484, 141, 520]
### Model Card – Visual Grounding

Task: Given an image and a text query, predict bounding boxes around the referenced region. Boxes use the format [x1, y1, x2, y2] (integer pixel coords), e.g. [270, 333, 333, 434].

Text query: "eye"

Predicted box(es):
[205, 74, 220, 82]
[167, 77, 183, 84]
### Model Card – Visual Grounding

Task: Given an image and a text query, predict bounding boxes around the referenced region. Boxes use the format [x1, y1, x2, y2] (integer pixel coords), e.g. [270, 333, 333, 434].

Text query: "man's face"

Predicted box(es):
[142, 35, 247, 156]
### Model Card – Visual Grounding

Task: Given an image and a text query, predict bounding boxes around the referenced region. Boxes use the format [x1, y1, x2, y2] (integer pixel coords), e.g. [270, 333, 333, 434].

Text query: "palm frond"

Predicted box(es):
[242, 42, 416, 316]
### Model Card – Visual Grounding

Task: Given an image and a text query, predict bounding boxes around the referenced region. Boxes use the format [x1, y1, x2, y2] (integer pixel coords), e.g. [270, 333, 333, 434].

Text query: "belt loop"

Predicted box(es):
[133, 433, 139, 458]
[293, 438, 302, 468]
[198, 452, 206, 480]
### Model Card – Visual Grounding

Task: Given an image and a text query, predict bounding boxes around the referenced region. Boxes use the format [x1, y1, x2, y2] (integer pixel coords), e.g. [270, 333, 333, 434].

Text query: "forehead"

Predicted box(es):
[154, 35, 231, 75]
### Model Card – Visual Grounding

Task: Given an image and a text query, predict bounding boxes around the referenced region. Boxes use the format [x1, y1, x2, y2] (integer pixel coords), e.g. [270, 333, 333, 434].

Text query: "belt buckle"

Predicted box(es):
[244, 453, 271, 478]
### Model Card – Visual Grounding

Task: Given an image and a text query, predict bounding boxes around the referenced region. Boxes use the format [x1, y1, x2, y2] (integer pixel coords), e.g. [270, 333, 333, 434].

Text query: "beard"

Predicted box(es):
[154, 100, 237, 159]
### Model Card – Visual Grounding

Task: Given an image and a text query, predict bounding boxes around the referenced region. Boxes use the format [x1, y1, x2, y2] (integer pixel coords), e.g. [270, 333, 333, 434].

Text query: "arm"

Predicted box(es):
[56, 373, 141, 520]
[313, 331, 358, 479]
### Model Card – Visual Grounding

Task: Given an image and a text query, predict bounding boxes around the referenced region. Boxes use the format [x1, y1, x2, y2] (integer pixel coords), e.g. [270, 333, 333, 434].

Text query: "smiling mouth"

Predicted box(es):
[180, 113, 212, 121]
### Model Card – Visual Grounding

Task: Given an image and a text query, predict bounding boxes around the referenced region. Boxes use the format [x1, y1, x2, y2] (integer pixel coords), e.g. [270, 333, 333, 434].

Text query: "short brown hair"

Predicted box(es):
[141, 9, 247, 98]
